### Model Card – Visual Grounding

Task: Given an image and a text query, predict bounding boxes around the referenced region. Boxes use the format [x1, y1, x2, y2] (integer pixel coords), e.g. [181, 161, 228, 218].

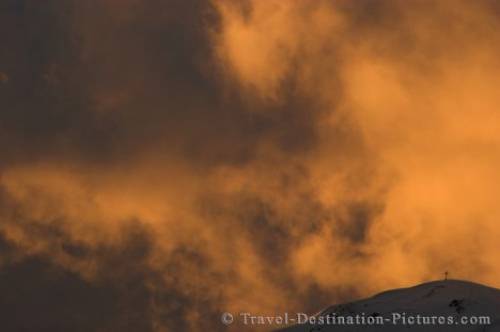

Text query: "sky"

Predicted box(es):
[1, 0, 500, 331]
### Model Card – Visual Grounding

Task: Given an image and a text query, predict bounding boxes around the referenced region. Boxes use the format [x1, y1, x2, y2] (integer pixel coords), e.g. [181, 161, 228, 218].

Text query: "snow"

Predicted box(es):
[277, 280, 500, 331]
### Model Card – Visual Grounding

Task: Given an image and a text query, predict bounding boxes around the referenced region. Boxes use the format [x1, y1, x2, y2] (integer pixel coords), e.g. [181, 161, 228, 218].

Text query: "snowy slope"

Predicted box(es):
[278, 280, 500, 331]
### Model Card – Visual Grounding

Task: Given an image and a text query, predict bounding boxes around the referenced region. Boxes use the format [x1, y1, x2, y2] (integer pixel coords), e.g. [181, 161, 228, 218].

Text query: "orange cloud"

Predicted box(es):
[2, 1, 500, 331]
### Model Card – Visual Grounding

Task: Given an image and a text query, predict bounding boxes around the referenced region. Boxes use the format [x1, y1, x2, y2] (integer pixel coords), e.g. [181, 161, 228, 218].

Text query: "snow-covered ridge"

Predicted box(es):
[277, 280, 500, 331]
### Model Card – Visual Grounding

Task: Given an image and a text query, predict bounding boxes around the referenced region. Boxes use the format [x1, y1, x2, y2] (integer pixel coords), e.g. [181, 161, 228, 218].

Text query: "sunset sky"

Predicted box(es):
[1, 0, 500, 331]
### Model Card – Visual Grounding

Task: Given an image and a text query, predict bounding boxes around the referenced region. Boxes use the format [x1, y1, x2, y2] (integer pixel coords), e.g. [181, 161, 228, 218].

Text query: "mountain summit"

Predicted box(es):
[278, 280, 500, 331]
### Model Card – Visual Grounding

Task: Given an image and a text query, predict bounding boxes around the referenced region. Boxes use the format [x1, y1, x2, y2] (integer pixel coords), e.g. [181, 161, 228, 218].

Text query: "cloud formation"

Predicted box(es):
[1, 0, 500, 331]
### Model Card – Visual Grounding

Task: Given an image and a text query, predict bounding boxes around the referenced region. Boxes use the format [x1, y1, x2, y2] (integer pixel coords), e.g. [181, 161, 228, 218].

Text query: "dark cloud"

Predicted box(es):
[0, 230, 153, 332]
[1, 0, 328, 169]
